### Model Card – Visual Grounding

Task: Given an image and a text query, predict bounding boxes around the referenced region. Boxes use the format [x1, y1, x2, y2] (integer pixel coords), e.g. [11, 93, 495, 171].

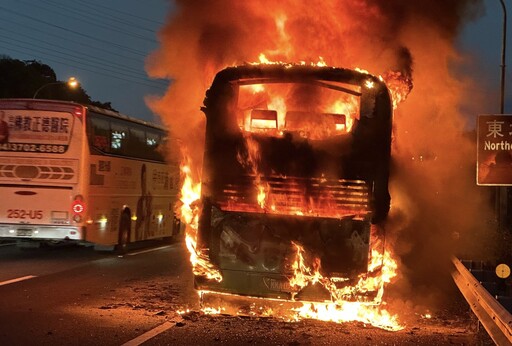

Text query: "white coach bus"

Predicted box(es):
[0, 99, 180, 252]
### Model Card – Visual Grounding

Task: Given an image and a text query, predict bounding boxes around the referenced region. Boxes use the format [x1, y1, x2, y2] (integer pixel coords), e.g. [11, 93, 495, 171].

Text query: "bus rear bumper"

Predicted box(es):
[0, 224, 84, 241]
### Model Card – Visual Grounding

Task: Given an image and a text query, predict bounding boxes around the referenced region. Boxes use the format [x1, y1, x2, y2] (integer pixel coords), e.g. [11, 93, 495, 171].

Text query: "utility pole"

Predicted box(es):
[500, 0, 507, 114]
[498, 0, 508, 231]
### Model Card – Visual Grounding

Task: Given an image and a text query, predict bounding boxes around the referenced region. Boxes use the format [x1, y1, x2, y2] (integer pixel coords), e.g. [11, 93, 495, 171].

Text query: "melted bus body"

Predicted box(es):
[0, 99, 180, 251]
[195, 65, 392, 301]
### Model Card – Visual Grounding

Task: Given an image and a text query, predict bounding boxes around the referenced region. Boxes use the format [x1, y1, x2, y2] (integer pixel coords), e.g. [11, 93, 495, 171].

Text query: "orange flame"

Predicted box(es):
[178, 154, 222, 282]
[381, 71, 413, 110]
[236, 135, 272, 210]
[328, 99, 356, 132]
[289, 241, 397, 297]
[256, 53, 327, 67]
[292, 301, 402, 331]
[289, 242, 323, 288]
[245, 57, 411, 138]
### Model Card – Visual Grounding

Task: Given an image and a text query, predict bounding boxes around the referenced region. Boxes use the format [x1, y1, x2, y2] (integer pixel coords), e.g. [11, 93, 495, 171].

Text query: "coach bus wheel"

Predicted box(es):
[115, 214, 131, 254]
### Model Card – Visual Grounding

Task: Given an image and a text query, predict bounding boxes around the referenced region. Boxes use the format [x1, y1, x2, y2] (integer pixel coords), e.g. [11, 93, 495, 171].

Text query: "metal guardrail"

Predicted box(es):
[451, 257, 512, 345]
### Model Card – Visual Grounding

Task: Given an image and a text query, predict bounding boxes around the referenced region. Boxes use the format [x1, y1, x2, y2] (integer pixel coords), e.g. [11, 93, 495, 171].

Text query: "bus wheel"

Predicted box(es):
[115, 214, 131, 254]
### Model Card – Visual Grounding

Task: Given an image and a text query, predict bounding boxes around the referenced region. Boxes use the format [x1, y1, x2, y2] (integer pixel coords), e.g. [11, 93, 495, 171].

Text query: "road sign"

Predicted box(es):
[477, 115, 512, 185]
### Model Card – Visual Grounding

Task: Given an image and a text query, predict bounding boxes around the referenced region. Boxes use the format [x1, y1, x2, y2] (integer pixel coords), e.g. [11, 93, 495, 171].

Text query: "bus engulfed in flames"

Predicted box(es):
[178, 63, 407, 331]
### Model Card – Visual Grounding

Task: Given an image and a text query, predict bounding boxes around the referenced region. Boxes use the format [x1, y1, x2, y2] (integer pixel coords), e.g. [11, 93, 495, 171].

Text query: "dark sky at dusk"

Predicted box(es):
[0, 0, 511, 126]
[0, 0, 171, 122]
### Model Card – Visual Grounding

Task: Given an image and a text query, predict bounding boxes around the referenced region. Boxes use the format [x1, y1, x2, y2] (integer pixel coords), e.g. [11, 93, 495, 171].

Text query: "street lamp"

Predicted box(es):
[33, 77, 80, 99]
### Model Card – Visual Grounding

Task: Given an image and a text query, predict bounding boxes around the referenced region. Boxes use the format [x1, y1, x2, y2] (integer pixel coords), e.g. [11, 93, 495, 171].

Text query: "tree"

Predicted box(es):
[0, 57, 116, 111]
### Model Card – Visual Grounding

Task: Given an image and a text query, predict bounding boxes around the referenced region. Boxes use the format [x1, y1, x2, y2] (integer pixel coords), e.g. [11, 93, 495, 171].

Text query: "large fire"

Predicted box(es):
[178, 154, 222, 282]
[173, 50, 408, 330]
[149, 0, 493, 336]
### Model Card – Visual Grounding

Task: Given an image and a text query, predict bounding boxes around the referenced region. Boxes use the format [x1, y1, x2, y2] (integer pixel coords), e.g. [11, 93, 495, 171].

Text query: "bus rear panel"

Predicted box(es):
[0, 99, 86, 244]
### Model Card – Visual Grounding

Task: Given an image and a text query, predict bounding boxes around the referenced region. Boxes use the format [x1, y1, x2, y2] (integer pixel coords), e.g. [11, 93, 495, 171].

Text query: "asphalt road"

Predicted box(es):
[0, 239, 494, 345]
[0, 239, 193, 345]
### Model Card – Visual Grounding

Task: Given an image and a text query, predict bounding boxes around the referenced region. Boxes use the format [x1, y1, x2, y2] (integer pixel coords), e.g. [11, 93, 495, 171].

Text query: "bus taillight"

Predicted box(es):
[74, 107, 83, 118]
[72, 202, 84, 214]
[72, 195, 85, 223]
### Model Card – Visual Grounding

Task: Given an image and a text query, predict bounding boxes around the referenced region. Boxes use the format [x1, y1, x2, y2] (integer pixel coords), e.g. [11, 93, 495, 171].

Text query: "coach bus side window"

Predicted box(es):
[158, 136, 170, 161]
[88, 114, 111, 153]
[111, 121, 129, 156]
[129, 126, 146, 159]
[146, 130, 165, 162]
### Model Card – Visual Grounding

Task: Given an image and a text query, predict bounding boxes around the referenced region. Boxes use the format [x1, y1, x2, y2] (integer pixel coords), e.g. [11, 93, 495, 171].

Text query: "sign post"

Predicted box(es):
[477, 115, 512, 186]
[477, 115, 512, 230]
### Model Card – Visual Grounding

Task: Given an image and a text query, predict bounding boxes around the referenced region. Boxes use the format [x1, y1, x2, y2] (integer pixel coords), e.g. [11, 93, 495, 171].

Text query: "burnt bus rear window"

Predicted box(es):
[236, 81, 360, 138]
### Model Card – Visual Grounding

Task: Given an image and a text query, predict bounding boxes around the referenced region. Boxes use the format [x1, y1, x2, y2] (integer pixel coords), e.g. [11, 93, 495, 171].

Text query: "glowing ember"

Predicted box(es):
[201, 306, 224, 315]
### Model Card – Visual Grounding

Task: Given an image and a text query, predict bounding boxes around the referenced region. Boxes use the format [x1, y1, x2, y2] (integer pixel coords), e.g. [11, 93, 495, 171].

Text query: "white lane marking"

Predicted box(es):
[127, 245, 171, 256]
[0, 242, 15, 247]
[121, 317, 183, 346]
[0, 275, 37, 286]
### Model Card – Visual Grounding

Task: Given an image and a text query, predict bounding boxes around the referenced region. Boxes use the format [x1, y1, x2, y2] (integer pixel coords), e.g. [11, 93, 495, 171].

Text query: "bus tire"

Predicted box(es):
[115, 213, 131, 254]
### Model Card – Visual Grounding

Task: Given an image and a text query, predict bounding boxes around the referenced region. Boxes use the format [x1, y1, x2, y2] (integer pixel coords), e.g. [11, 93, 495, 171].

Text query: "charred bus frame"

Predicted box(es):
[195, 65, 392, 301]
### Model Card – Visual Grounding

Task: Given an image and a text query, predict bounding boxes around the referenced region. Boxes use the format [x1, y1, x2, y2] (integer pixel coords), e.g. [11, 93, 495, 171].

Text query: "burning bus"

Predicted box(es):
[188, 63, 393, 305]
